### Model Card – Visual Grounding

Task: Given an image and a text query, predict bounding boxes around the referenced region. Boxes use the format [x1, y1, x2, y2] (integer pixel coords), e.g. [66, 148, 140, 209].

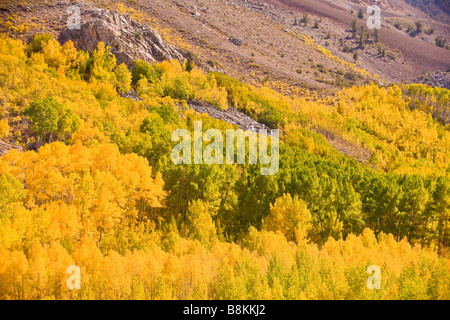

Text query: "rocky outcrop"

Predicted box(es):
[229, 38, 243, 46]
[119, 90, 142, 102]
[313, 127, 373, 165]
[188, 100, 272, 133]
[59, 8, 184, 68]
[411, 71, 450, 90]
[0, 140, 22, 157]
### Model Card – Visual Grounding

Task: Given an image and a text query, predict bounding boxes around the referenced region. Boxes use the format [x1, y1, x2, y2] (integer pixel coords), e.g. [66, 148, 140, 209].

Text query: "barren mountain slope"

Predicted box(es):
[0, 0, 448, 88]
[260, 0, 450, 81]
[0, 0, 394, 93]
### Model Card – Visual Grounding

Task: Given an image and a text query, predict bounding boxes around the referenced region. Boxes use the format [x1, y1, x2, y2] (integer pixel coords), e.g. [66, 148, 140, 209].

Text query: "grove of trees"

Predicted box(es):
[0, 33, 449, 299]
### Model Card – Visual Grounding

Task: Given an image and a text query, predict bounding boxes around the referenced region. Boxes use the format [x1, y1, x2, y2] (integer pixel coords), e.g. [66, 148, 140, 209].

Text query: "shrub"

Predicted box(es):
[185, 58, 194, 73]
[344, 72, 357, 81]
[343, 44, 353, 53]
[132, 59, 161, 84]
[435, 37, 447, 48]
[351, 19, 357, 37]
[302, 13, 309, 26]
[27, 33, 54, 54]
[114, 63, 132, 93]
[415, 21, 423, 33]
[357, 8, 364, 19]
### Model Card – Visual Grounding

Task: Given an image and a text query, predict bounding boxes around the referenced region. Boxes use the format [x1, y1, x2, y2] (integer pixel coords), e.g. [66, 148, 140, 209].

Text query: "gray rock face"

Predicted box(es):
[187, 100, 272, 134]
[411, 71, 450, 90]
[0, 139, 22, 157]
[229, 38, 243, 46]
[59, 8, 184, 68]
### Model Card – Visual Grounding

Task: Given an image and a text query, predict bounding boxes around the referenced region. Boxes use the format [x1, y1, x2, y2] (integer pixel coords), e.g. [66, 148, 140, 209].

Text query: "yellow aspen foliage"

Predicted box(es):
[186, 199, 217, 246]
[41, 38, 67, 73]
[71, 122, 111, 146]
[102, 250, 132, 299]
[0, 245, 28, 299]
[114, 63, 132, 94]
[0, 118, 9, 138]
[0, 33, 449, 300]
[46, 241, 74, 299]
[46, 202, 80, 244]
[262, 193, 312, 243]
[0, 141, 166, 247]
[0, 173, 26, 218]
[27, 242, 49, 299]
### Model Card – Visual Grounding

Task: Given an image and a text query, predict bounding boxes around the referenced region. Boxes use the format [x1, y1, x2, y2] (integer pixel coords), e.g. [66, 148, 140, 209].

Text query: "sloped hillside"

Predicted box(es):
[260, 0, 450, 82]
[404, 0, 450, 23]
[59, 7, 184, 68]
[0, 0, 449, 301]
